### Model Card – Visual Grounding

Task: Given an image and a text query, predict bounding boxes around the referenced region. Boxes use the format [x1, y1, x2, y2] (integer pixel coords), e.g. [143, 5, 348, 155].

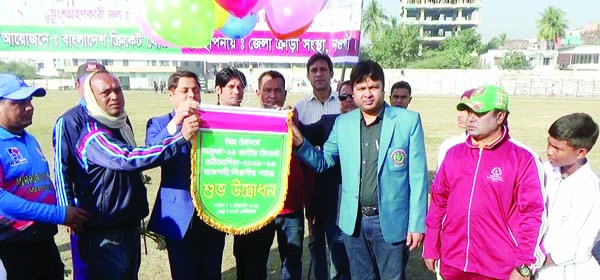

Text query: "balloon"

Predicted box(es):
[219, 13, 258, 40]
[249, 0, 266, 13]
[265, 0, 325, 35]
[214, 2, 231, 29]
[131, 0, 176, 46]
[267, 17, 311, 40]
[215, 0, 257, 18]
[144, 0, 216, 48]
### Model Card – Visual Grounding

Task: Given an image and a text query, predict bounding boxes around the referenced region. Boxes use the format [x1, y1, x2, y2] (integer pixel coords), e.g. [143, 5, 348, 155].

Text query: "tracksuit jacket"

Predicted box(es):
[74, 116, 187, 230]
[423, 128, 546, 279]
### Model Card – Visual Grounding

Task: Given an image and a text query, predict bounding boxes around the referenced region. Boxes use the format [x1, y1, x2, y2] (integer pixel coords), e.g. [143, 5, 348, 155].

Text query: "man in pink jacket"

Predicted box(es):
[423, 85, 546, 280]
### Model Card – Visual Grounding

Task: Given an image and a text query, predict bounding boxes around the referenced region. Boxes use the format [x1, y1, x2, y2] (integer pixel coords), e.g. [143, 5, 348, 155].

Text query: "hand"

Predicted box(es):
[544, 254, 555, 267]
[509, 269, 529, 280]
[287, 119, 304, 147]
[63, 206, 89, 228]
[174, 100, 200, 125]
[406, 232, 424, 251]
[290, 106, 299, 125]
[181, 113, 200, 141]
[424, 258, 437, 272]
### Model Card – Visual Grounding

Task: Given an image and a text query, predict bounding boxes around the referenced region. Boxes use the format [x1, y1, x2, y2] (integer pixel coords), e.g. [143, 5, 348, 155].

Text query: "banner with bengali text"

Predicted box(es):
[191, 105, 292, 234]
[0, 0, 361, 63]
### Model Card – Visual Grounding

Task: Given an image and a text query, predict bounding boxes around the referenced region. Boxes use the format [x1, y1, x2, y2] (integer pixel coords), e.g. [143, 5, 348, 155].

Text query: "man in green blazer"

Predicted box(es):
[291, 60, 429, 280]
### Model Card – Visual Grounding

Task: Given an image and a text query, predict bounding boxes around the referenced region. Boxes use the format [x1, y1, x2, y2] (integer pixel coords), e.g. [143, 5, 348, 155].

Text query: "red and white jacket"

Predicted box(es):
[423, 128, 547, 279]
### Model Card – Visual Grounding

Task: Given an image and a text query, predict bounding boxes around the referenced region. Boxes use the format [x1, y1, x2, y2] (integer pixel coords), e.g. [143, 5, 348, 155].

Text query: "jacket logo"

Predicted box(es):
[6, 147, 27, 167]
[391, 149, 406, 167]
[487, 167, 503, 182]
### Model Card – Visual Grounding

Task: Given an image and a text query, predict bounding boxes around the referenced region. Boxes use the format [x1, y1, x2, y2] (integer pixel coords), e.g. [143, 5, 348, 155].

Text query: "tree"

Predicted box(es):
[486, 33, 508, 50]
[537, 6, 568, 49]
[0, 61, 38, 79]
[499, 51, 531, 70]
[440, 28, 484, 69]
[367, 24, 420, 68]
[362, 0, 388, 42]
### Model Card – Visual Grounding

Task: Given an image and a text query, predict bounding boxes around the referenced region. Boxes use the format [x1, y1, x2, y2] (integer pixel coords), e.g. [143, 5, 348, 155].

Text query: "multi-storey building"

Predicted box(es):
[399, 0, 481, 48]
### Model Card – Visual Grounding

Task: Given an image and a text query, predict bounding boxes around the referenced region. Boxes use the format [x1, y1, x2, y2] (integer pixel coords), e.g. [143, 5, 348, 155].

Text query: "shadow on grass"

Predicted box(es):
[221, 236, 436, 280]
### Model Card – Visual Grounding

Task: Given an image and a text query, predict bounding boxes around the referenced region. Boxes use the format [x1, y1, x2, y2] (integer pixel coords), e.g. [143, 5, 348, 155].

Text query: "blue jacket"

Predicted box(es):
[53, 104, 86, 207]
[145, 112, 196, 240]
[53, 102, 132, 208]
[296, 104, 429, 243]
[74, 116, 187, 229]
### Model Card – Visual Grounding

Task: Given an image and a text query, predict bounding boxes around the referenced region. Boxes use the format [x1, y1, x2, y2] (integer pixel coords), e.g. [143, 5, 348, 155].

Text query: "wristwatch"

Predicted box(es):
[516, 264, 531, 277]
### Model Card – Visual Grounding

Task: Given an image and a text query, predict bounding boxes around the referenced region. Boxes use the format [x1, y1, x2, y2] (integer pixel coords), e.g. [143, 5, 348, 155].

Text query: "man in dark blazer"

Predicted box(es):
[298, 80, 356, 280]
[146, 71, 225, 280]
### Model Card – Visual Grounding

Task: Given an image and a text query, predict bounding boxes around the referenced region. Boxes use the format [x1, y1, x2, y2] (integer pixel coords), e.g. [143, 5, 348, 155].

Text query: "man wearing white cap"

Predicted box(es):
[0, 73, 89, 279]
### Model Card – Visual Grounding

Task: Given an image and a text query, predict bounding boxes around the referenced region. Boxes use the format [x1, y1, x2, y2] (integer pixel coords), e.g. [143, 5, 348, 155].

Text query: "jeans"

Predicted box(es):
[592, 239, 600, 264]
[275, 211, 305, 280]
[308, 218, 350, 280]
[71, 233, 90, 280]
[166, 215, 226, 280]
[78, 227, 141, 280]
[344, 214, 409, 280]
[233, 222, 276, 280]
[0, 238, 64, 280]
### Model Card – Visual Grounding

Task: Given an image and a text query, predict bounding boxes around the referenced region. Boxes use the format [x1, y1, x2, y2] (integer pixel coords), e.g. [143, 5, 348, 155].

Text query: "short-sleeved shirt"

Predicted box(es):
[294, 93, 340, 124]
[0, 127, 57, 241]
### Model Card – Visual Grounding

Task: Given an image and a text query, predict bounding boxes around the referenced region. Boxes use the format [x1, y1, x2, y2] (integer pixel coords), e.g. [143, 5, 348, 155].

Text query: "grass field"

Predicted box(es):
[29, 90, 600, 280]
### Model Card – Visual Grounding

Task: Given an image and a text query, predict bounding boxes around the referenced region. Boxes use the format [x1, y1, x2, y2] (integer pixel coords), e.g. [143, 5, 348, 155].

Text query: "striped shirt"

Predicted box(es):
[294, 93, 341, 124]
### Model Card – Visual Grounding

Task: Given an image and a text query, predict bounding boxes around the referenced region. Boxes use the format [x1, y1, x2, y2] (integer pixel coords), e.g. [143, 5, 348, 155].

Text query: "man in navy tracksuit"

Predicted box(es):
[53, 61, 106, 280]
[72, 70, 200, 280]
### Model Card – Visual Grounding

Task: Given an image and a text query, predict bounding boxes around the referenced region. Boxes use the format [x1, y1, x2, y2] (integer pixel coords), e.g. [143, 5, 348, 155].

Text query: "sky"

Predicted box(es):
[376, 0, 599, 41]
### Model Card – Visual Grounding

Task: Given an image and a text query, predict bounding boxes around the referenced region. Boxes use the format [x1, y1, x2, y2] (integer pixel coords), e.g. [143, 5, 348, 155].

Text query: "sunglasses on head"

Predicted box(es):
[339, 94, 353, 101]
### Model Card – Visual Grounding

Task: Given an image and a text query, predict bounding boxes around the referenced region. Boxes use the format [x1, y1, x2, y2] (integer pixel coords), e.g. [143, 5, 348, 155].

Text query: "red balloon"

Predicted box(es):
[215, 0, 258, 18]
[267, 17, 312, 40]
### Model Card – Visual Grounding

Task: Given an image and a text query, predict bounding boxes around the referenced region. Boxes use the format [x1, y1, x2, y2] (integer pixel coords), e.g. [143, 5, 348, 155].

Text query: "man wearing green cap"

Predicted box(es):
[423, 85, 547, 280]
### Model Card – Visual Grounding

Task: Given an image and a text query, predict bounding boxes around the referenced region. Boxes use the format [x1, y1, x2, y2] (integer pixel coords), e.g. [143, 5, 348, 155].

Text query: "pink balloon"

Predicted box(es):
[215, 0, 258, 18]
[250, 0, 266, 13]
[265, 0, 325, 35]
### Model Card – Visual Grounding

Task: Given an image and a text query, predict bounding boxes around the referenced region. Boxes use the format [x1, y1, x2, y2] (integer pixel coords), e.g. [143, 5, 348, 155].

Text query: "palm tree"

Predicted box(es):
[537, 6, 568, 49]
[362, 0, 389, 42]
[496, 33, 508, 48]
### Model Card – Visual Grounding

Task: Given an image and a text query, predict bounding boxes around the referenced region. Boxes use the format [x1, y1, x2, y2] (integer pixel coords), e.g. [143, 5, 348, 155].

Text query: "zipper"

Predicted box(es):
[464, 148, 483, 271]
[507, 227, 519, 247]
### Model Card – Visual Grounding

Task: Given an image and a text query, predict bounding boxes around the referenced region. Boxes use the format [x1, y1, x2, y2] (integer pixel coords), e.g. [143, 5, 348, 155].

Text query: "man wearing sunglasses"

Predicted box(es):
[297, 79, 356, 280]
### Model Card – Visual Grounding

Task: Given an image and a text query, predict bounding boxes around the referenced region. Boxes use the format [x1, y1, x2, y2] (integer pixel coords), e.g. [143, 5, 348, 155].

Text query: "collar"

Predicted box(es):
[0, 126, 26, 140]
[465, 125, 509, 149]
[360, 106, 385, 122]
[308, 89, 338, 102]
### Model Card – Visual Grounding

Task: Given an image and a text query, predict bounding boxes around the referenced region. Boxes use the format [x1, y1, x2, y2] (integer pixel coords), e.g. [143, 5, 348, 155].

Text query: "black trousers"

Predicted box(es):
[0, 238, 64, 280]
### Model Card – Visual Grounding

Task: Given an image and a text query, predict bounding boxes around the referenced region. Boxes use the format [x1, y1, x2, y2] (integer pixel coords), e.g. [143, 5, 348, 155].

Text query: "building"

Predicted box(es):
[399, 0, 481, 48]
[558, 45, 600, 71]
[479, 39, 558, 70]
[562, 22, 600, 47]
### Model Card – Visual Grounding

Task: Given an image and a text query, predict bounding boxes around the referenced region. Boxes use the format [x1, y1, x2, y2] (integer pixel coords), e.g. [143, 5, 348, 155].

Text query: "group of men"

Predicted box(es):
[0, 52, 598, 280]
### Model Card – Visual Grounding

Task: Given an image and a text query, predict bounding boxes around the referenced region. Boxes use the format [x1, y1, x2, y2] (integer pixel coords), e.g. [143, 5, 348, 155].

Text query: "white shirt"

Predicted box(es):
[436, 132, 467, 169]
[537, 161, 600, 280]
[294, 93, 340, 124]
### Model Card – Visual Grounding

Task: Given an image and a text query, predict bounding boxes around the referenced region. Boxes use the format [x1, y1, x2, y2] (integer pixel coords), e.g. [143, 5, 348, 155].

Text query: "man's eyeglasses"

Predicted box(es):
[339, 95, 353, 101]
